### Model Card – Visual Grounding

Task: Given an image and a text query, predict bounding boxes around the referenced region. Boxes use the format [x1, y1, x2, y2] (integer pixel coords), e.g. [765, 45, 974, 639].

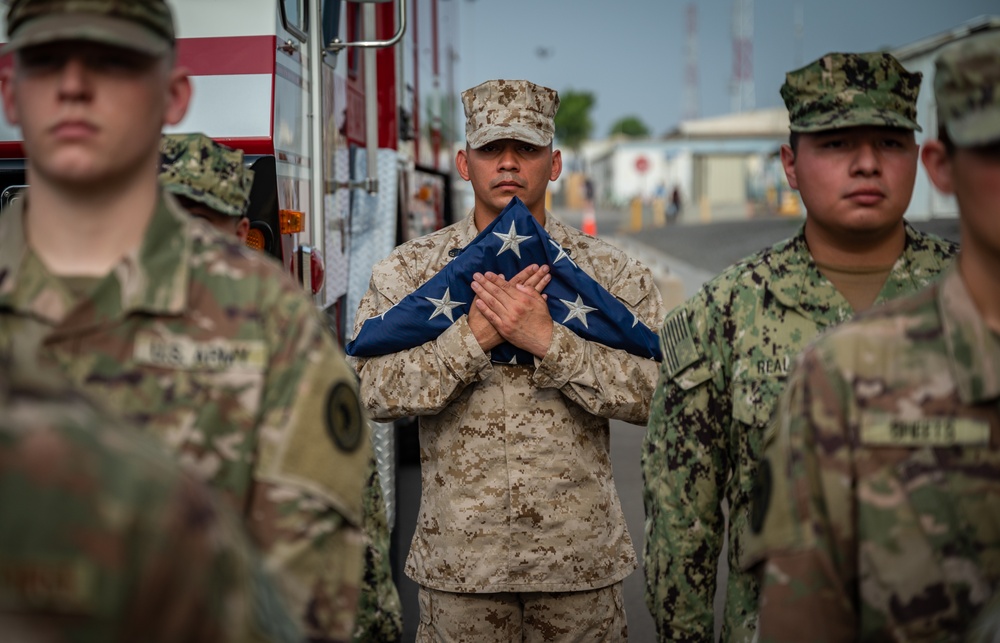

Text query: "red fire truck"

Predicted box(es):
[0, 0, 460, 346]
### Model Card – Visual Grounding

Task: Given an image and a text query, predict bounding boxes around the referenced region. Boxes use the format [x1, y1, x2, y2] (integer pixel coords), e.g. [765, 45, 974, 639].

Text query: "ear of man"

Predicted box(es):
[921, 139, 954, 196]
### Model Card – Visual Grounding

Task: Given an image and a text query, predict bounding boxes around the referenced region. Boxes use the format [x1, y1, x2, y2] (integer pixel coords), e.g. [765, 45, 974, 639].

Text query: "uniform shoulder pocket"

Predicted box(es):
[659, 307, 703, 384]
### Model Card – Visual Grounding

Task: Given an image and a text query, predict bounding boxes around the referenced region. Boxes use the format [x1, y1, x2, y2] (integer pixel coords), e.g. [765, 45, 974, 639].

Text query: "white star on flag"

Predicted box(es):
[549, 239, 577, 267]
[493, 221, 533, 258]
[632, 312, 640, 328]
[559, 294, 598, 329]
[425, 288, 465, 322]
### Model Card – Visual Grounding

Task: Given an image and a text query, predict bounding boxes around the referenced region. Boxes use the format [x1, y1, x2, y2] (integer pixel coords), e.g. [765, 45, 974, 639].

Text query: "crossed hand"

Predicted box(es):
[469, 264, 553, 359]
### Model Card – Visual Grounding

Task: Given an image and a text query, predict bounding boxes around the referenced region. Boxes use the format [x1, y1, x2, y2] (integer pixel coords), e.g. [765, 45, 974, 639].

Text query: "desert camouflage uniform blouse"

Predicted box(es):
[352, 212, 664, 593]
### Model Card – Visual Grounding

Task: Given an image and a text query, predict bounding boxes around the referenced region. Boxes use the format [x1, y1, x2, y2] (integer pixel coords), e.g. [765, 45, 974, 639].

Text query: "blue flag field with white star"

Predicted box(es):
[345, 197, 663, 364]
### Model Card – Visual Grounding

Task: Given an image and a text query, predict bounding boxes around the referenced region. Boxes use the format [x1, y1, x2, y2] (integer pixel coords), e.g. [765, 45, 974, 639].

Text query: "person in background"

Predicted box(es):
[642, 51, 958, 642]
[0, 1, 371, 640]
[158, 131, 404, 643]
[159, 132, 252, 242]
[744, 29, 1000, 641]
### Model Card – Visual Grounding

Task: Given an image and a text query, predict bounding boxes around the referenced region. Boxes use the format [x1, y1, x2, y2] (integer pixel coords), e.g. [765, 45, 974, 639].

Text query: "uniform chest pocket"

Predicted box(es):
[857, 445, 1000, 637]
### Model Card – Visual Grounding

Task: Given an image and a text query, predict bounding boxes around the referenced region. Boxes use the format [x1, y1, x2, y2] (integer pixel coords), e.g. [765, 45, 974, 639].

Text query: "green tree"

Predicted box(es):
[609, 115, 650, 138]
[553, 89, 595, 151]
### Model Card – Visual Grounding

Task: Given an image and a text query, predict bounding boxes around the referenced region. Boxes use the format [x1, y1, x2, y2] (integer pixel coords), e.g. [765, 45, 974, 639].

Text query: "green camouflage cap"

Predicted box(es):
[159, 133, 255, 219]
[781, 52, 922, 133]
[3, 0, 175, 56]
[934, 30, 1000, 147]
[462, 79, 559, 148]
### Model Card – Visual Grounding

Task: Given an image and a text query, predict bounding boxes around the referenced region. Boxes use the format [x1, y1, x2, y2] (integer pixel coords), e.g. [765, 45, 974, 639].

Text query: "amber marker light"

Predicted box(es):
[245, 227, 266, 251]
[279, 209, 305, 234]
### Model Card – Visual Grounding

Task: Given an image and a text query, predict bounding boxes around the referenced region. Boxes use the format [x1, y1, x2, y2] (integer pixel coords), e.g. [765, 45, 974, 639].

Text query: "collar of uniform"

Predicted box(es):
[937, 268, 1000, 405]
[873, 222, 952, 306]
[766, 222, 942, 320]
[118, 192, 191, 315]
[763, 225, 848, 322]
[0, 193, 190, 325]
[0, 199, 76, 324]
[0, 199, 29, 303]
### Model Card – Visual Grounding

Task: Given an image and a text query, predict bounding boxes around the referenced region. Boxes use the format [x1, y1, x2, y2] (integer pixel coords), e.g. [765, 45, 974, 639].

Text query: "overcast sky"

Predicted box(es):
[452, 0, 999, 137]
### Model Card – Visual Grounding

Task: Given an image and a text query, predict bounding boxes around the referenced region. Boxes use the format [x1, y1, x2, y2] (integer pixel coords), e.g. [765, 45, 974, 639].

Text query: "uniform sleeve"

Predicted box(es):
[351, 252, 493, 421]
[642, 294, 730, 642]
[251, 285, 373, 643]
[749, 346, 858, 643]
[352, 457, 403, 643]
[532, 259, 666, 425]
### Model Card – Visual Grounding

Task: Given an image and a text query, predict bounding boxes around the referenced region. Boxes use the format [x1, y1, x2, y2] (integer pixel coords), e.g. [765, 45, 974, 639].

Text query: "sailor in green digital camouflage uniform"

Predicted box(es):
[159, 132, 253, 242]
[159, 131, 404, 643]
[0, 2, 371, 641]
[744, 31, 1000, 640]
[0, 361, 301, 643]
[642, 51, 959, 642]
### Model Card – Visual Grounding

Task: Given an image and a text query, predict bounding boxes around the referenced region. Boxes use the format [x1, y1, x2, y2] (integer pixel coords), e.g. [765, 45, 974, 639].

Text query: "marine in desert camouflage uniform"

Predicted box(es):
[351, 79, 665, 642]
[642, 52, 958, 642]
[0, 362, 301, 643]
[0, 2, 370, 640]
[158, 131, 404, 643]
[742, 30, 1000, 641]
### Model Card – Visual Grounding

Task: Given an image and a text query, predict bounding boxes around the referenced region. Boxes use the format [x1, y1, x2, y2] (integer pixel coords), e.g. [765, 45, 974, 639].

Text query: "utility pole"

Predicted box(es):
[683, 3, 700, 121]
[794, 2, 804, 68]
[730, 0, 754, 113]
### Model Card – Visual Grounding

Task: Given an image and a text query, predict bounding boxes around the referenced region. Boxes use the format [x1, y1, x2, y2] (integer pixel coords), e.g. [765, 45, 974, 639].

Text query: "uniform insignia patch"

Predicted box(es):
[661, 308, 699, 379]
[861, 415, 990, 447]
[0, 559, 98, 611]
[133, 333, 267, 371]
[750, 458, 772, 534]
[325, 382, 363, 453]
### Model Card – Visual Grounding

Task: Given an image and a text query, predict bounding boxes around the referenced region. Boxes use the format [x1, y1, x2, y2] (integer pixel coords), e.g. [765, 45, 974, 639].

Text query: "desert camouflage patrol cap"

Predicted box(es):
[159, 133, 255, 219]
[3, 0, 175, 57]
[462, 79, 559, 148]
[781, 52, 922, 133]
[934, 30, 1000, 147]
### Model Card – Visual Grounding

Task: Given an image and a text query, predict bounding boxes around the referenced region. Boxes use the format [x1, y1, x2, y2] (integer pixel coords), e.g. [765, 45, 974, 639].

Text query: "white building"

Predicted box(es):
[584, 109, 790, 222]
[582, 14, 1000, 223]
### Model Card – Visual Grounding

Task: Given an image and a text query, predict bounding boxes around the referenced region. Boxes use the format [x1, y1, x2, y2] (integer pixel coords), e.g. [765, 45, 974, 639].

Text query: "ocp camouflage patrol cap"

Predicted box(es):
[462, 79, 559, 148]
[934, 30, 1000, 147]
[159, 133, 254, 219]
[781, 52, 922, 133]
[3, 0, 175, 57]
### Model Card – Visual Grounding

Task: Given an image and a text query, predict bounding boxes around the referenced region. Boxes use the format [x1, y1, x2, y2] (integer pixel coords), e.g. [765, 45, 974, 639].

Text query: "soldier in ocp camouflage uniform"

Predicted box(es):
[0, 362, 301, 643]
[743, 30, 1000, 640]
[351, 79, 665, 642]
[642, 52, 959, 642]
[157, 131, 404, 643]
[0, 1, 371, 641]
[159, 132, 254, 242]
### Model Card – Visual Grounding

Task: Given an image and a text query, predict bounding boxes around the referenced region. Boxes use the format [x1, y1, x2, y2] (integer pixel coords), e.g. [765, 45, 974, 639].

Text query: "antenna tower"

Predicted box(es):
[730, 0, 754, 113]
[683, 3, 700, 120]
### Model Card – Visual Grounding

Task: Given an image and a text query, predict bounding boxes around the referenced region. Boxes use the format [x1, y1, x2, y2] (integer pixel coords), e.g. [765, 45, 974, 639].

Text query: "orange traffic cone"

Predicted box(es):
[582, 207, 598, 236]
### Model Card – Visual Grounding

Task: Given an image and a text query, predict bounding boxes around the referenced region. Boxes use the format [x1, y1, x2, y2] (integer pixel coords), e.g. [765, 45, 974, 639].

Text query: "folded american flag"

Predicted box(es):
[346, 197, 662, 364]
